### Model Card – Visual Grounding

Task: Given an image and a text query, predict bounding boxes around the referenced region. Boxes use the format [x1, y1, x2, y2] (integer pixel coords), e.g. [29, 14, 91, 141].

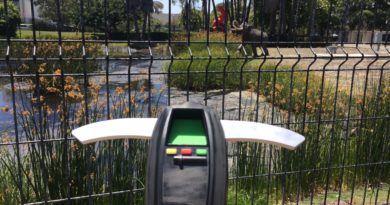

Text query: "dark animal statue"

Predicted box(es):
[232, 21, 269, 57]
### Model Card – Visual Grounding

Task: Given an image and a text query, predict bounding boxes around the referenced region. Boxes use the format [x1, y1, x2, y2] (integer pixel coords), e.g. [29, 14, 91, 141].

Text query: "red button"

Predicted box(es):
[181, 148, 192, 155]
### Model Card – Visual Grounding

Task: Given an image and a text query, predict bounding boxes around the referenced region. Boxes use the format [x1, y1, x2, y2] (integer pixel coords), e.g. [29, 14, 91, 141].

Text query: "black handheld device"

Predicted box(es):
[147, 103, 227, 205]
[72, 102, 305, 205]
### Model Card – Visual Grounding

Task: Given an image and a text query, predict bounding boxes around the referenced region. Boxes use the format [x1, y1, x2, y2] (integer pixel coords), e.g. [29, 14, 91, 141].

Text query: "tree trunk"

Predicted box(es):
[264, 0, 279, 37]
[280, 0, 286, 36]
[289, 0, 295, 36]
[133, 13, 141, 39]
[309, 0, 317, 38]
[229, 0, 235, 26]
[202, 0, 207, 30]
[253, 0, 258, 27]
[270, 11, 276, 37]
[237, 0, 241, 22]
[142, 11, 148, 40]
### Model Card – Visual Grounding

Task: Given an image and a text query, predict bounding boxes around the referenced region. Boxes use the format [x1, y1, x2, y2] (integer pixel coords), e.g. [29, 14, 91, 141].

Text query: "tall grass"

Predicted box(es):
[163, 35, 390, 203]
[0, 71, 165, 204]
[0, 143, 21, 204]
[230, 70, 390, 203]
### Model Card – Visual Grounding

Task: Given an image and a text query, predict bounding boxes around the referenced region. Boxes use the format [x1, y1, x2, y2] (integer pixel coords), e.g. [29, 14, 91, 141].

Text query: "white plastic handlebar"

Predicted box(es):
[71, 118, 156, 144]
[72, 118, 305, 150]
[221, 120, 304, 150]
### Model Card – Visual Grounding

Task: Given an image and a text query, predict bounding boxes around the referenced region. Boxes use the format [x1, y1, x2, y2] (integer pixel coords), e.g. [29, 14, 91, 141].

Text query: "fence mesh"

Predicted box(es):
[0, 0, 389, 204]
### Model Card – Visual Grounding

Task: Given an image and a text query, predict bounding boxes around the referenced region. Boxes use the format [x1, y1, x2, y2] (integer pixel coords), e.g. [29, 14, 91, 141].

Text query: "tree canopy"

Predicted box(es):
[34, 0, 163, 38]
[227, 0, 390, 40]
[0, 1, 21, 37]
[34, 0, 390, 41]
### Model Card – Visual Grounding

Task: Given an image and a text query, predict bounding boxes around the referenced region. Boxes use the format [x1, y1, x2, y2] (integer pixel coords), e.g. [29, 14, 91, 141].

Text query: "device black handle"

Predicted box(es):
[173, 156, 207, 166]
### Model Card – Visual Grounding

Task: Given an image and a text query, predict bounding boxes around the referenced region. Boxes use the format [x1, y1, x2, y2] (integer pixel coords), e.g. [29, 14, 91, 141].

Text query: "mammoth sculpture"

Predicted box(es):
[232, 21, 269, 57]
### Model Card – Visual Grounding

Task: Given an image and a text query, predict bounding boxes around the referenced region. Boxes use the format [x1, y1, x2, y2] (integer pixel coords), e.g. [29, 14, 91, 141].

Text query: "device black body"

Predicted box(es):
[146, 103, 227, 205]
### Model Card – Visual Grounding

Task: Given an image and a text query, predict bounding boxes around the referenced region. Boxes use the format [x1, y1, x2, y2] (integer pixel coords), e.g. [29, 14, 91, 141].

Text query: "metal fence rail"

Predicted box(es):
[0, 0, 389, 204]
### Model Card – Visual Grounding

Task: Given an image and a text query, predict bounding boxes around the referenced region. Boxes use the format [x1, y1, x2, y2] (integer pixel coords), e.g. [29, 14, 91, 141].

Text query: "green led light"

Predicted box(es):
[196, 149, 207, 156]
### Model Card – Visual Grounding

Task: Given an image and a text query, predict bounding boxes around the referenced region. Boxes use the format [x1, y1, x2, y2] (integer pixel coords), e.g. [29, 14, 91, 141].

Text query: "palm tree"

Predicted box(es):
[153, 1, 164, 14]
[130, 0, 142, 38]
[130, 0, 164, 39]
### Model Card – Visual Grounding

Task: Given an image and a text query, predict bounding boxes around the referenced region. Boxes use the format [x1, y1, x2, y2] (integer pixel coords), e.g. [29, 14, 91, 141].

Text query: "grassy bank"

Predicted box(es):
[15, 29, 97, 39]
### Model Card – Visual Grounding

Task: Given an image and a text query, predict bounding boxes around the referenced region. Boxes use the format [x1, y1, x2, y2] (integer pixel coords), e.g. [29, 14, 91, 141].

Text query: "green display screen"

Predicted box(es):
[167, 119, 207, 146]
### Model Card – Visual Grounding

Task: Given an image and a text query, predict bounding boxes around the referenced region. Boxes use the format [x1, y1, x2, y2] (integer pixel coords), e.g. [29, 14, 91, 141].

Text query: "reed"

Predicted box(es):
[0, 71, 165, 204]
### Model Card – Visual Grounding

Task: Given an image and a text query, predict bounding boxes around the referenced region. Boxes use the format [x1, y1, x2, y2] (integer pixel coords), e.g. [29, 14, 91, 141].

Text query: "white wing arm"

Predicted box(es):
[71, 118, 157, 144]
[221, 120, 305, 150]
[72, 118, 304, 148]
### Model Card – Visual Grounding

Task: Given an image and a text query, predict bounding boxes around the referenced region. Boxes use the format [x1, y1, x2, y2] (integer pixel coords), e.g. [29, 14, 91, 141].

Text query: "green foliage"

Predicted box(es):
[0, 1, 21, 37]
[164, 44, 252, 91]
[248, 0, 390, 38]
[227, 186, 266, 205]
[34, 0, 79, 26]
[35, 0, 126, 34]
[0, 145, 21, 204]
[34, 0, 164, 38]
[0, 53, 389, 204]
[231, 71, 390, 203]
[166, 42, 390, 203]
[180, 6, 203, 31]
[16, 30, 97, 39]
[0, 33, 389, 204]
[346, 0, 390, 30]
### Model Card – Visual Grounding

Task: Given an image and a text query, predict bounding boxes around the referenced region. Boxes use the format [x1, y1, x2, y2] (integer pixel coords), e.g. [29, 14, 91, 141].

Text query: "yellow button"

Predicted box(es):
[166, 148, 177, 155]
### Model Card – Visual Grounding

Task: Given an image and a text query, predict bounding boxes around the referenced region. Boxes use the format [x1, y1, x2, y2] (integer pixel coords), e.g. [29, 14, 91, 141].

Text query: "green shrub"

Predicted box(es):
[227, 186, 266, 205]
[180, 7, 203, 31]
[0, 1, 21, 37]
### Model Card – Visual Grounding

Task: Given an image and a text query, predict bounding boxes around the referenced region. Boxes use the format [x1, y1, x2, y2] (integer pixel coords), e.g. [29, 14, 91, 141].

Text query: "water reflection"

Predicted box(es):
[0, 49, 167, 138]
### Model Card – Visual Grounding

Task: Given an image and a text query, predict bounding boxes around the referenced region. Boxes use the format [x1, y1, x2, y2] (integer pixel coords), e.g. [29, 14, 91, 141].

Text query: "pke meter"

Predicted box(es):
[72, 103, 305, 205]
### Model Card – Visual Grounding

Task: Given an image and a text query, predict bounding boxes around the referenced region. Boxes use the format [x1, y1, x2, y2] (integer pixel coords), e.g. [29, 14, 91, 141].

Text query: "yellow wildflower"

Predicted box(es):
[38, 63, 47, 73]
[115, 86, 124, 95]
[46, 87, 59, 93]
[1, 106, 9, 112]
[275, 83, 284, 92]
